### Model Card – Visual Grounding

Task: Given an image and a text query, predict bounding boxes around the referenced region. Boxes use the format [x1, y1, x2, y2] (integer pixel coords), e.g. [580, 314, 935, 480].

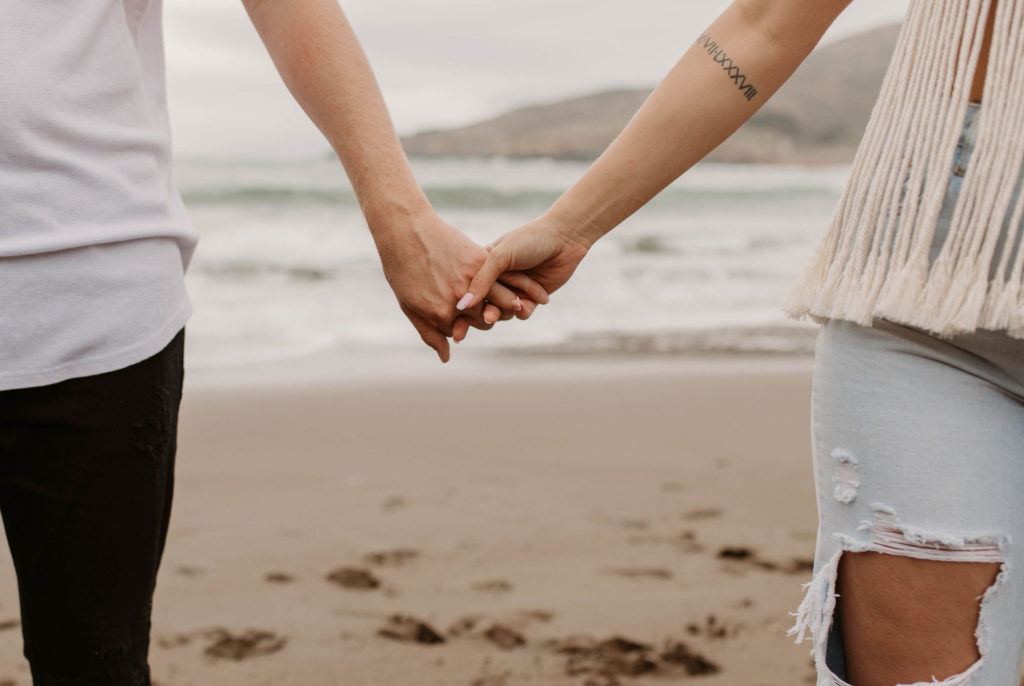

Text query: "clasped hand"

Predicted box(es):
[379, 210, 590, 362]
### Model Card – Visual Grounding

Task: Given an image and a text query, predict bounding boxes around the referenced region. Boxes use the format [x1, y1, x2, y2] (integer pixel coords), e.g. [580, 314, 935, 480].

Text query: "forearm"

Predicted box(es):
[242, 0, 430, 245]
[550, 0, 849, 246]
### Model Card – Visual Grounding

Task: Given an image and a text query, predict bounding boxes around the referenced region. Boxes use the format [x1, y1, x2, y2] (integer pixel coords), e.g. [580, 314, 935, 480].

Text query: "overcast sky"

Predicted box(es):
[164, 0, 911, 159]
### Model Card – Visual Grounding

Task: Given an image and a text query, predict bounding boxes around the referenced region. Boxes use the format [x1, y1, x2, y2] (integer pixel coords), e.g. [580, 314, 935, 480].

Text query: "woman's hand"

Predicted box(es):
[376, 211, 548, 361]
[454, 214, 591, 322]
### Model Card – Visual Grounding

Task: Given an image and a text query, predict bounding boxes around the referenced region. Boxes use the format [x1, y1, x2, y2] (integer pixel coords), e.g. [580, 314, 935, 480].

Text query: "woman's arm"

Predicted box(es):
[241, 0, 547, 361]
[458, 0, 853, 311]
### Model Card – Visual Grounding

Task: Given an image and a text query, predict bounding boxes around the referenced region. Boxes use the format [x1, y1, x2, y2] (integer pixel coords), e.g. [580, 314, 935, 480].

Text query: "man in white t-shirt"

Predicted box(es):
[0, 1, 543, 682]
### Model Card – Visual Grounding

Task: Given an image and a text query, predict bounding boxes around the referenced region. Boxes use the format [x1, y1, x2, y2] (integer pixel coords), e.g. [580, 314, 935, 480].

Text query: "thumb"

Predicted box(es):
[457, 245, 510, 313]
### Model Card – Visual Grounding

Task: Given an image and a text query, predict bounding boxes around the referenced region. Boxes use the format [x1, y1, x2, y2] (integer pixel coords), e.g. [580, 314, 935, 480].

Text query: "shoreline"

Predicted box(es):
[184, 344, 815, 393]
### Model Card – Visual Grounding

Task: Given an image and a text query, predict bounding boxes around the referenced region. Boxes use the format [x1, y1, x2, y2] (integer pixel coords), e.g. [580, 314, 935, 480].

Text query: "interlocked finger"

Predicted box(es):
[483, 281, 524, 323]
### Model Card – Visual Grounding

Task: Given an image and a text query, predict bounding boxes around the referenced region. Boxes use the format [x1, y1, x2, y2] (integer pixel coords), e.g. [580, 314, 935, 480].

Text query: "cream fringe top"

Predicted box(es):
[784, 0, 1024, 338]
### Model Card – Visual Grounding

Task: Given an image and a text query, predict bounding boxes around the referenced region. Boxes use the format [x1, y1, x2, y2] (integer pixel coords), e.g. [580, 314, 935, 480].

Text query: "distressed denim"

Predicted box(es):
[793, 102, 1024, 684]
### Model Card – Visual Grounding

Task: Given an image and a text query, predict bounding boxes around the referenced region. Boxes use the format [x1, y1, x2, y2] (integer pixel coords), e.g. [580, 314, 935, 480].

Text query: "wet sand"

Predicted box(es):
[0, 358, 821, 685]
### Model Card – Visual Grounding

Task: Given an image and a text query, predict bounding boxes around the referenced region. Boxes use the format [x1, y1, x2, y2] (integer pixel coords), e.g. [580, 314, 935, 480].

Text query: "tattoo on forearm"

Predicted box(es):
[696, 33, 759, 101]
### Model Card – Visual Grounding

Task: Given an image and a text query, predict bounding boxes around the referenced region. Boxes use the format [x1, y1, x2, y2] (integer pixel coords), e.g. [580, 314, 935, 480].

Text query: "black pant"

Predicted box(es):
[0, 330, 184, 686]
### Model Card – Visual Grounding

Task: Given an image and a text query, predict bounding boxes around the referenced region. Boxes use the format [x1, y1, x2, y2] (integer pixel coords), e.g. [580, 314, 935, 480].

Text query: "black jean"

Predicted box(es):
[0, 330, 184, 685]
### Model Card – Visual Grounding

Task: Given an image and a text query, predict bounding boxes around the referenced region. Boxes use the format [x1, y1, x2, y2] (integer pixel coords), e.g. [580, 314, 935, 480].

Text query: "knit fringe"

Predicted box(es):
[784, 0, 1024, 339]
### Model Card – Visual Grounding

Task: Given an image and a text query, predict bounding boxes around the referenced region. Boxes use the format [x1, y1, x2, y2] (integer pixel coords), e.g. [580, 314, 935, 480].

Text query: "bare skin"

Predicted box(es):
[839, 553, 1000, 685]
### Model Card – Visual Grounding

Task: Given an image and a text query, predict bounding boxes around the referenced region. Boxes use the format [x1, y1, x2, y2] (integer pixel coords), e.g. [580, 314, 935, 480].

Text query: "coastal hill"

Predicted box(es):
[402, 24, 900, 164]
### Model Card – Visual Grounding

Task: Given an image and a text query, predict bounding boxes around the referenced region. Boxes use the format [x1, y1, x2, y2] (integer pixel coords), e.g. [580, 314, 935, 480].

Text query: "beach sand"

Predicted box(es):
[0, 356, 820, 685]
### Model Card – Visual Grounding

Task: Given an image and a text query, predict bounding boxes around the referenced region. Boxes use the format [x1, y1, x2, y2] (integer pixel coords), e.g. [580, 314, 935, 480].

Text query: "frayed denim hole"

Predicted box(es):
[792, 505, 1007, 686]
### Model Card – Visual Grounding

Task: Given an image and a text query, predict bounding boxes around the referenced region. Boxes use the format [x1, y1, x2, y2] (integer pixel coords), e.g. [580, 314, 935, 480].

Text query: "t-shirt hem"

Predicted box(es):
[0, 299, 193, 391]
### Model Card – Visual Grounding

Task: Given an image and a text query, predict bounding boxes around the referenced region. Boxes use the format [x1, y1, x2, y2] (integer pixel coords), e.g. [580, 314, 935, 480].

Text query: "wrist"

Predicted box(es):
[363, 191, 436, 249]
[543, 202, 605, 250]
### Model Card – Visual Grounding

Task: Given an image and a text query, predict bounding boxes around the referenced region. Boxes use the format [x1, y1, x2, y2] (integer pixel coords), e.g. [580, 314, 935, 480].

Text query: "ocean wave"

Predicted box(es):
[180, 184, 834, 209]
[194, 261, 338, 282]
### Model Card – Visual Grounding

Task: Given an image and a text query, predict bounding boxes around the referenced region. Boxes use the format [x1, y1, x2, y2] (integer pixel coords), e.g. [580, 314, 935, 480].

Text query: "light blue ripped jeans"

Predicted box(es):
[793, 101, 1024, 684]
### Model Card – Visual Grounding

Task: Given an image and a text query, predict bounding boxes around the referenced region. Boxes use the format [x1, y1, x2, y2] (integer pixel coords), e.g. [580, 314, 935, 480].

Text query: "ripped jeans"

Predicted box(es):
[791, 99, 1024, 684]
[795, 318, 1024, 684]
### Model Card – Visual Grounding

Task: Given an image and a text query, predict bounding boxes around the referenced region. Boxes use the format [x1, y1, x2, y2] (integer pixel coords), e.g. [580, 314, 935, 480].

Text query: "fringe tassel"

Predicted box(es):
[785, 0, 1024, 339]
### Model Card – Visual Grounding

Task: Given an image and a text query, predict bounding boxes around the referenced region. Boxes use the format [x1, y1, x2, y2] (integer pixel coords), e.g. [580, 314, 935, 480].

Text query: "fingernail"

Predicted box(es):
[456, 293, 474, 311]
[513, 298, 522, 313]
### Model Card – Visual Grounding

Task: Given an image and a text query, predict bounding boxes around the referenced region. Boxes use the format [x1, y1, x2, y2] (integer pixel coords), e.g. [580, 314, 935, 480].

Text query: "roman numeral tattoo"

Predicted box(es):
[696, 33, 759, 102]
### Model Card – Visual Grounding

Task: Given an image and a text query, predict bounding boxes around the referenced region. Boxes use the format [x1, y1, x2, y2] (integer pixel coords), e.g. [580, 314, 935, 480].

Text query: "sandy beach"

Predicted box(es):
[0, 354, 820, 685]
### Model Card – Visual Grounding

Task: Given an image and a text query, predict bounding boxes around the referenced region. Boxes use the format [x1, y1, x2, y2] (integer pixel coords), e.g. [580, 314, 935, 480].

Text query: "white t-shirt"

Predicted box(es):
[0, 0, 198, 390]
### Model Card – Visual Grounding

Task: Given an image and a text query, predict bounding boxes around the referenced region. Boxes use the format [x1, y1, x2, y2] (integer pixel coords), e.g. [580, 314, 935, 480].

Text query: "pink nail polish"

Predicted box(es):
[456, 293, 474, 311]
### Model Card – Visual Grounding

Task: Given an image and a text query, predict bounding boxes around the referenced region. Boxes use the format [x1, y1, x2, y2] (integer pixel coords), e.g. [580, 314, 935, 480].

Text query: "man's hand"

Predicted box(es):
[456, 213, 591, 315]
[241, 0, 548, 361]
[376, 209, 549, 362]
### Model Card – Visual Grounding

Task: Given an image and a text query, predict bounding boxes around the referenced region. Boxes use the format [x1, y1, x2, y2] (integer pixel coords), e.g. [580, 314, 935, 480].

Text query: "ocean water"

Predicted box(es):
[176, 156, 851, 368]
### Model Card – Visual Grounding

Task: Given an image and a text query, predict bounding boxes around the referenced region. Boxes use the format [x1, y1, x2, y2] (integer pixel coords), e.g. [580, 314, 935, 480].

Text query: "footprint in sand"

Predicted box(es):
[446, 615, 527, 649]
[264, 572, 295, 584]
[717, 547, 815, 575]
[450, 608, 555, 643]
[203, 629, 287, 660]
[660, 641, 721, 676]
[545, 634, 720, 681]
[718, 546, 754, 561]
[604, 567, 673, 581]
[326, 567, 381, 590]
[378, 615, 446, 645]
[364, 549, 419, 567]
[482, 624, 526, 650]
[685, 614, 742, 640]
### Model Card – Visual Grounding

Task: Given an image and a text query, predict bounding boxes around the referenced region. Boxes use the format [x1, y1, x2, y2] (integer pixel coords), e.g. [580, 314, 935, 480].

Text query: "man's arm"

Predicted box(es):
[461, 0, 853, 305]
[241, 0, 546, 360]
